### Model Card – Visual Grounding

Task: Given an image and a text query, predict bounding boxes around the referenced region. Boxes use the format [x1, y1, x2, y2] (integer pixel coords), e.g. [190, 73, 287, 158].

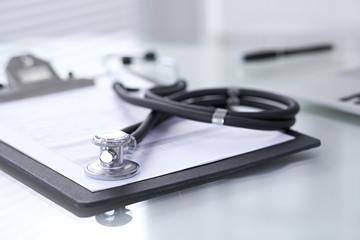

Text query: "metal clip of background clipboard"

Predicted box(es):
[0, 54, 94, 103]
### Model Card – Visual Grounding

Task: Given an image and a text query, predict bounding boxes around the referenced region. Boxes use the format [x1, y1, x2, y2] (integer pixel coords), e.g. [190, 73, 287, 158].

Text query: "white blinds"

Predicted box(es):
[0, 0, 139, 41]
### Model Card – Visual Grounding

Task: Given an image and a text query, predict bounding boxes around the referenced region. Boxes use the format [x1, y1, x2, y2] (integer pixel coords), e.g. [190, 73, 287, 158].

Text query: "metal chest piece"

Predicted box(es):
[85, 131, 139, 180]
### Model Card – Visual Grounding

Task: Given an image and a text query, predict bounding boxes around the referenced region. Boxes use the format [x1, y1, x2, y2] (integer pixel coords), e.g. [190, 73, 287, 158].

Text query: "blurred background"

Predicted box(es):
[1, 0, 359, 83]
[1, 1, 360, 239]
[1, 0, 360, 43]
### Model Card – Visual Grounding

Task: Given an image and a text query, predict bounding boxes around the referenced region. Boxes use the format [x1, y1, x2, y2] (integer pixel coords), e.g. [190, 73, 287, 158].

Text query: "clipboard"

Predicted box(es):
[0, 55, 321, 217]
[0, 130, 320, 217]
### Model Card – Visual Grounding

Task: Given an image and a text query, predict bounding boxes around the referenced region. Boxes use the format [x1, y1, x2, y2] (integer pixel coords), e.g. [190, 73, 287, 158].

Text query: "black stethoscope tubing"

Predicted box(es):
[114, 78, 300, 143]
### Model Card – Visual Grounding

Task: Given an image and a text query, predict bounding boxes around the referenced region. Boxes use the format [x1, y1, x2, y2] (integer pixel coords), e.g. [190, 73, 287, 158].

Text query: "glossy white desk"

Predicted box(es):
[0, 35, 359, 240]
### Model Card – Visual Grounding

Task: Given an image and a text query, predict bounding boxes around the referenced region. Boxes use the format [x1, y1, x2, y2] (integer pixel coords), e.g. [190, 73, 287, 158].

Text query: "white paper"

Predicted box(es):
[0, 77, 294, 192]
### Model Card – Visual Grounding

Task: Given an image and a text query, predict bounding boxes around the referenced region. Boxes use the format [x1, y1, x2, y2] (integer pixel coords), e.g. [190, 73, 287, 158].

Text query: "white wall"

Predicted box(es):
[217, 0, 360, 37]
[1, 0, 357, 43]
[136, 0, 202, 42]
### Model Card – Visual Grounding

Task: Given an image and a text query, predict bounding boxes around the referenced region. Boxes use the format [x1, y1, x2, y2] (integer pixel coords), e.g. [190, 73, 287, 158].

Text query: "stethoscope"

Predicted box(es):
[84, 52, 300, 181]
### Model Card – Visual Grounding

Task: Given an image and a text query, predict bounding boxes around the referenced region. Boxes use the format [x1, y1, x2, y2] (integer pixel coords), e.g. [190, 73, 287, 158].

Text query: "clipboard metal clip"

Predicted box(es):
[0, 54, 94, 103]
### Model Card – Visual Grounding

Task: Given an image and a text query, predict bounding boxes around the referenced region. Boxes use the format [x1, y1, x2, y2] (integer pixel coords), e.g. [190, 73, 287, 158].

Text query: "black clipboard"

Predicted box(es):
[0, 54, 321, 217]
[0, 130, 320, 217]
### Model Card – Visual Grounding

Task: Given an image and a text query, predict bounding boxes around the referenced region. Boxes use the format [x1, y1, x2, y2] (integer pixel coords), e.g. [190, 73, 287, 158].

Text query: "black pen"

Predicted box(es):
[243, 44, 333, 62]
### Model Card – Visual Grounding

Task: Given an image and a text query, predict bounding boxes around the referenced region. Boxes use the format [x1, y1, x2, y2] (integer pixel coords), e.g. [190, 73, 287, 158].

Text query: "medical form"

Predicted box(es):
[0, 78, 294, 192]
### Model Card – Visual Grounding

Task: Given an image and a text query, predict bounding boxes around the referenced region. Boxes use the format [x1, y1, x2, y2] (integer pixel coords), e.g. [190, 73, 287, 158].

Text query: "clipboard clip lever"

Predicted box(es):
[0, 54, 94, 103]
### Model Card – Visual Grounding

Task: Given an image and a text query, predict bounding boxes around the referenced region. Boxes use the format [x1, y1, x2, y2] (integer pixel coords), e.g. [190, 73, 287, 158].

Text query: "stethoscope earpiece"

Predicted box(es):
[121, 56, 133, 65]
[143, 51, 156, 61]
[121, 51, 157, 65]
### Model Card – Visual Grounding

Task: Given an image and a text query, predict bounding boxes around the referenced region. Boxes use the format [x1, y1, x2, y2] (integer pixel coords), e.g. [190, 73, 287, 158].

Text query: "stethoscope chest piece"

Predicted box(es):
[85, 130, 139, 180]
